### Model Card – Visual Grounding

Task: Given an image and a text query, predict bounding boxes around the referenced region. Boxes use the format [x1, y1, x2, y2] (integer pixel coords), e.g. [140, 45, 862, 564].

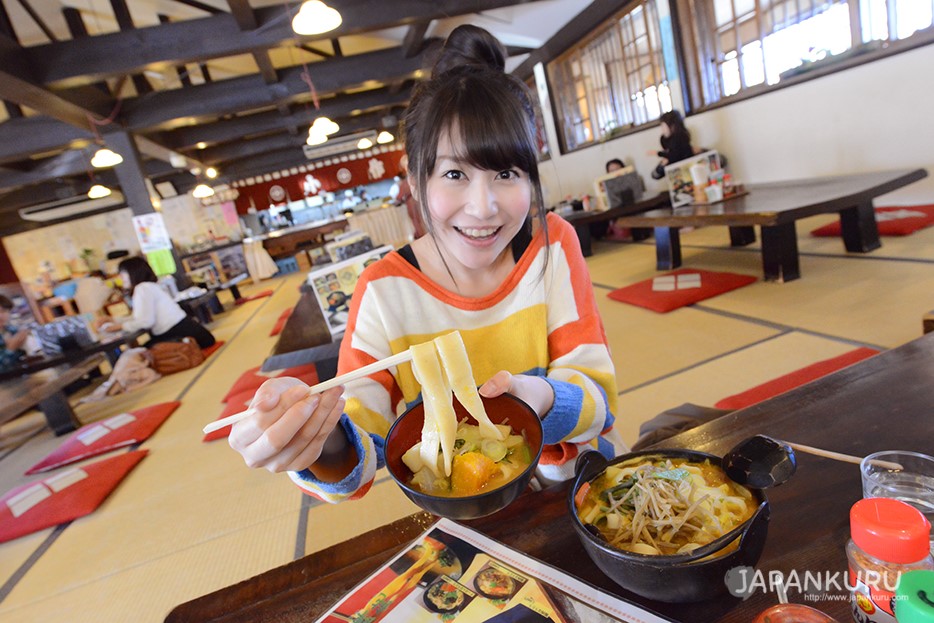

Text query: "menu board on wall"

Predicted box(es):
[132, 213, 173, 253]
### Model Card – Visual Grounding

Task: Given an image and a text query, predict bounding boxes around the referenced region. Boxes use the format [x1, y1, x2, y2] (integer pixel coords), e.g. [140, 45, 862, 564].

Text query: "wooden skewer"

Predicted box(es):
[202, 349, 414, 435]
[785, 442, 903, 470]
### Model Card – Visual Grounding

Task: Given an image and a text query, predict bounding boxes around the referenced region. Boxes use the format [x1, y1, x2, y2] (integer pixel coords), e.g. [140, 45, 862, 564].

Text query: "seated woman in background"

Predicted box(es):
[96, 257, 216, 349]
[649, 110, 695, 180]
[0, 294, 30, 370]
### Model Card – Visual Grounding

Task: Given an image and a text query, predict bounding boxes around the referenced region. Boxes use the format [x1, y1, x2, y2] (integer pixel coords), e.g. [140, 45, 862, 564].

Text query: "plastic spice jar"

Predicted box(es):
[894, 570, 934, 623]
[847, 498, 934, 623]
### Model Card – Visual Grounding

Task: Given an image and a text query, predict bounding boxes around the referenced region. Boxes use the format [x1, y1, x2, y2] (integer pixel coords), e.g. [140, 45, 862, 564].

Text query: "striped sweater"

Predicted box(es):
[289, 212, 622, 502]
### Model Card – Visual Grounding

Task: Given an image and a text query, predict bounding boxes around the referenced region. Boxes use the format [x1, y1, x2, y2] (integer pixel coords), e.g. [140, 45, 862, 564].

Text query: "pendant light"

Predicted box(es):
[91, 147, 123, 168]
[87, 184, 112, 199]
[292, 1, 342, 35]
[192, 183, 215, 198]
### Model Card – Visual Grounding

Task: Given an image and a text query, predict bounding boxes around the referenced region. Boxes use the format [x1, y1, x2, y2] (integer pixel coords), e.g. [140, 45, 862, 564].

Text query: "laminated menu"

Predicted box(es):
[314, 518, 671, 623]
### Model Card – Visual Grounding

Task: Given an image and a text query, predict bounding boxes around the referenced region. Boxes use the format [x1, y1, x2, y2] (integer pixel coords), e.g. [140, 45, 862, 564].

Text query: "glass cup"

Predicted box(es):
[861, 451, 934, 548]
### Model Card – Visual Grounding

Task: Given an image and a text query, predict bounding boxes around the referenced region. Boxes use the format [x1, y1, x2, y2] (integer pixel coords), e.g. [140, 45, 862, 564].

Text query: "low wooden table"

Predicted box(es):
[559, 192, 670, 257]
[614, 169, 928, 281]
[0, 353, 106, 435]
[261, 284, 340, 379]
[0, 329, 146, 383]
[165, 332, 934, 623]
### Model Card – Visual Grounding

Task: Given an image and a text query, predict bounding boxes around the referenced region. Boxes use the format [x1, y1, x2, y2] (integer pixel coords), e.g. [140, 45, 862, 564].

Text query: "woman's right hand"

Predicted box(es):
[228, 377, 347, 475]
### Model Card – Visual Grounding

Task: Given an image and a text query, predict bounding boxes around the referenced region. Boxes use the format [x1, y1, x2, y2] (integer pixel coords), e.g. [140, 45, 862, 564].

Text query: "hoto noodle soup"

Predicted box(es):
[575, 455, 757, 556]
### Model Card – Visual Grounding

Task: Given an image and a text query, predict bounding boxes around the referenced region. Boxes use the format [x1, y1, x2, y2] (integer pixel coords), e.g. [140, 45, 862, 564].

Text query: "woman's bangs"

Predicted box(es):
[445, 83, 536, 174]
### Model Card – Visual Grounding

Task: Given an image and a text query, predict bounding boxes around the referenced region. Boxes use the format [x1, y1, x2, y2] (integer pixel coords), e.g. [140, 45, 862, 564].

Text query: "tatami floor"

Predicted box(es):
[2, 211, 932, 622]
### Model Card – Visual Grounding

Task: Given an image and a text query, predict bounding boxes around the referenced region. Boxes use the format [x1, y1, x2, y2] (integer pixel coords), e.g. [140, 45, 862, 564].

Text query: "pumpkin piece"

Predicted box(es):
[450, 452, 497, 496]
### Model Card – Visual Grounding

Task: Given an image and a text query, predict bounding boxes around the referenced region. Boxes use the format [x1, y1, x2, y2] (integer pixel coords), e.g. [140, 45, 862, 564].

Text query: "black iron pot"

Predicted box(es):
[568, 449, 770, 603]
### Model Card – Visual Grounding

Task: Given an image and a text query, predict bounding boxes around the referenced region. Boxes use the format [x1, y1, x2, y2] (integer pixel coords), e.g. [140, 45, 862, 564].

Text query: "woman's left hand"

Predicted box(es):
[479, 371, 554, 418]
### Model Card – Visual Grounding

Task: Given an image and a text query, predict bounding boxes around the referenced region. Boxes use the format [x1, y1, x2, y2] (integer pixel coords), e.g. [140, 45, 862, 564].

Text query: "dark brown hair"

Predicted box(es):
[403, 25, 548, 262]
[0, 294, 12, 311]
[660, 110, 690, 145]
[117, 256, 158, 294]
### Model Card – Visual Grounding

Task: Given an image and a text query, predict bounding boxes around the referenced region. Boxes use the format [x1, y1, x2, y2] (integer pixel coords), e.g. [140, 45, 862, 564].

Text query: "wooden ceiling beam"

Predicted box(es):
[0, 33, 111, 130]
[171, 0, 223, 14]
[199, 111, 386, 165]
[12, 0, 56, 42]
[160, 87, 411, 150]
[28, 0, 546, 87]
[62, 7, 112, 97]
[121, 44, 436, 131]
[0, 116, 93, 164]
[402, 21, 430, 58]
[225, 0, 278, 84]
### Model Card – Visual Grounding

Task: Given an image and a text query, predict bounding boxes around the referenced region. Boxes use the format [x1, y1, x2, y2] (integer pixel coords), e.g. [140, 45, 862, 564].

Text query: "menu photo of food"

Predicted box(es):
[307, 245, 393, 335]
[315, 519, 671, 623]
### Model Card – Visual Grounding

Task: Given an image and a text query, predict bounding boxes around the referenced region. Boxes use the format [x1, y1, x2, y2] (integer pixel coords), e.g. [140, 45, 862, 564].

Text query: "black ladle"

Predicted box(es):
[722, 435, 798, 489]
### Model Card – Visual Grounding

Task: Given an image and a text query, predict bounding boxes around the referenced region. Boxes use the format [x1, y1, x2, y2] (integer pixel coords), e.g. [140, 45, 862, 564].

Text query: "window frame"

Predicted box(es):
[545, 0, 673, 154]
[673, 0, 934, 112]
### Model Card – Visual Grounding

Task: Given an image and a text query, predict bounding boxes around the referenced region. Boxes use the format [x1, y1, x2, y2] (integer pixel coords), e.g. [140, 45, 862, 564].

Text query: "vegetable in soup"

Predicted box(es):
[576, 455, 757, 556]
[403, 421, 532, 497]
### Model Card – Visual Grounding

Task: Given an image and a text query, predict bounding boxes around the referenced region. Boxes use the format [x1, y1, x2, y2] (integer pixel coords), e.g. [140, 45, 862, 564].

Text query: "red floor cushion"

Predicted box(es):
[236, 289, 274, 304]
[714, 347, 880, 410]
[810, 205, 934, 237]
[0, 450, 148, 543]
[203, 390, 255, 442]
[202, 340, 225, 359]
[608, 269, 757, 313]
[221, 363, 320, 402]
[26, 402, 181, 475]
[270, 307, 294, 336]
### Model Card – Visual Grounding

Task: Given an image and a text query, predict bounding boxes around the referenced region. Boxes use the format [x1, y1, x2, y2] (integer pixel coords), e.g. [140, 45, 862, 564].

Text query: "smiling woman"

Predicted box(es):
[226, 24, 623, 507]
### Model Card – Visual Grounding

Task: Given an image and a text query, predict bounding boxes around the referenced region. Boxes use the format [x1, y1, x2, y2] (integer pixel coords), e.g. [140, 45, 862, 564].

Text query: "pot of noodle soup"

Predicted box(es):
[568, 449, 770, 603]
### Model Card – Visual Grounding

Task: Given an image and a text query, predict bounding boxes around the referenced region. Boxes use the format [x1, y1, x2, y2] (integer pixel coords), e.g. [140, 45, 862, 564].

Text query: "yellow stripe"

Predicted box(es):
[390, 305, 549, 402]
[345, 397, 390, 438]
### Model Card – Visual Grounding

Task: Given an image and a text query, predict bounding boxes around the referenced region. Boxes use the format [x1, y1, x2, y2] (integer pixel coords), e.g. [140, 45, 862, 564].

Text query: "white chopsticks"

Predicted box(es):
[202, 349, 414, 435]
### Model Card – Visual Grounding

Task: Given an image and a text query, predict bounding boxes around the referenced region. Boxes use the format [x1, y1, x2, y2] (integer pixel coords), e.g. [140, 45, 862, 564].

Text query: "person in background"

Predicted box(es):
[649, 110, 694, 180]
[598, 158, 630, 240]
[226, 24, 621, 502]
[395, 170, 427, 239]
[95, 257, 216, 349]
[0, 295, 30, 370]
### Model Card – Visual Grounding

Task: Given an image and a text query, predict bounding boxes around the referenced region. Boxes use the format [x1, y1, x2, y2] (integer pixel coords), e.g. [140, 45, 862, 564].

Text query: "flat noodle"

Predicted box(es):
[433, 331, 503, 440]
[411, 341, 457, 477]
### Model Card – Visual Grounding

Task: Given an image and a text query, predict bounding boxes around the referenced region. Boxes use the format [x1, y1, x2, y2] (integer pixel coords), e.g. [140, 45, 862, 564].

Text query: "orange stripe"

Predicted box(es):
[539, 442, 580, 466]
[348, 478, 374, 500]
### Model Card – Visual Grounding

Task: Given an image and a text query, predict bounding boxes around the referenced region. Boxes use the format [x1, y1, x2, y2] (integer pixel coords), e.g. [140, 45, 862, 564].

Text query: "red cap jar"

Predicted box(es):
[846, 498, 933, 623]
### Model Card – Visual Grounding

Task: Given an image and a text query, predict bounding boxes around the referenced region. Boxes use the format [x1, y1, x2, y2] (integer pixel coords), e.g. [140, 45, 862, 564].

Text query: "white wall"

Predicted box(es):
[538, 44, 934, 206]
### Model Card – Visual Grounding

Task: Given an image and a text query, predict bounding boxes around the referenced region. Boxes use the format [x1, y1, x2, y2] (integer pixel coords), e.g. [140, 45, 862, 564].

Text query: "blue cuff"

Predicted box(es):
[540, 377, 584, 445]
[292, 414, 367, 495]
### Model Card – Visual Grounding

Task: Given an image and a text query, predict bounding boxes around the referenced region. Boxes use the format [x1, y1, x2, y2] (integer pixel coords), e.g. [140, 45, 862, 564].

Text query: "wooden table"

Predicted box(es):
[261, 284, 340, 378]
[0, 353, 106, 435]
[560, 192, 670, 257]
[614, 169, 928, 281]
[0, 329, 146, 383]
[166, 331, 934, 622]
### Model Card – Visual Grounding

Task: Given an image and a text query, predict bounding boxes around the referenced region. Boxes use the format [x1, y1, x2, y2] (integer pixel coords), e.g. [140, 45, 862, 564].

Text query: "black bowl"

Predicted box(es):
[568, 449, 770, 603]
[385, 393, 543, 520]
